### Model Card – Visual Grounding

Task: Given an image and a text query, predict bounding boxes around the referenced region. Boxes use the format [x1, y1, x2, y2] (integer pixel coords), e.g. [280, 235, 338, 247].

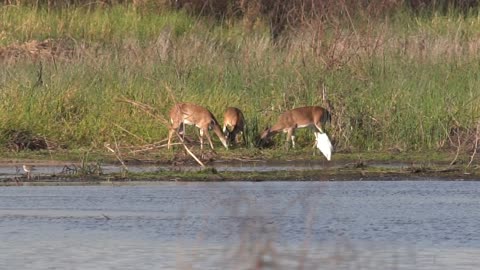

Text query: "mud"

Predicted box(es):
[0, 158, 478, 186]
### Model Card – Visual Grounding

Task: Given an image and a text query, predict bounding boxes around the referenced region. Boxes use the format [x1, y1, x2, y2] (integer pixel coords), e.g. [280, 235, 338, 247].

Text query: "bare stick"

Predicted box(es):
[121, 139, 169, 150]
[449, 133, 462, 167]
[116, 96, 170, 127]
[468, 121, 480, 167]
[182, 144, 205, 167]
[322, 83, 327, 102]
[104, 140, 128, 173]
[129, 142, 183, 154]
[114, 123, 147, 144]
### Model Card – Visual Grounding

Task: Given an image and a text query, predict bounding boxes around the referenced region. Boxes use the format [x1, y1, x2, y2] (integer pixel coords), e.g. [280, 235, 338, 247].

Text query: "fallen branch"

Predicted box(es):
[467, 120, 480, 168]
[116, 96, 170, 126]
[129, 142, 183, 154]
[104, 141, 129, 175]
[449, 133, 462, 167]
[113, 123, 148, 144]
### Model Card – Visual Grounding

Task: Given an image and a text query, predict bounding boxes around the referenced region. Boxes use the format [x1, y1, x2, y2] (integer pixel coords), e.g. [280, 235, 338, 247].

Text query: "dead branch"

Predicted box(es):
[113, 123, 148, 144]
[129, 142, 183, 154]
[116, 96, 170, 127]
[104, 140, 128, 174]
[467, 120, 480, 167]
[449, 131, 462, 167]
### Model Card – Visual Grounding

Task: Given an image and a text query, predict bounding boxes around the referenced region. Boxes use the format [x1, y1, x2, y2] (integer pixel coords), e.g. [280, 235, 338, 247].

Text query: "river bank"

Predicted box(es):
[0, 150, 478, 186]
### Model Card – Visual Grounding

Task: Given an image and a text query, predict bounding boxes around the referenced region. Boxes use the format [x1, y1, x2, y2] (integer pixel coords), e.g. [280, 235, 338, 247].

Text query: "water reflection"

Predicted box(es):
[0, 181, 479, 269]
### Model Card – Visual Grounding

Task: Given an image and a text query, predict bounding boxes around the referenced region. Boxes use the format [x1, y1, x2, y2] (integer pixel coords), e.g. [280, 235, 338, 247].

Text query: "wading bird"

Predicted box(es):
[23, 164, 35, 180]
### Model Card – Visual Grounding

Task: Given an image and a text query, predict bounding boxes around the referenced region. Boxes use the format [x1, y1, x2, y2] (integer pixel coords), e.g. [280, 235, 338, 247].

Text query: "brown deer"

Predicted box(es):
[259, 106, 331, 149]
[222, 107, 246, 146]
[167, 103, 228, 150]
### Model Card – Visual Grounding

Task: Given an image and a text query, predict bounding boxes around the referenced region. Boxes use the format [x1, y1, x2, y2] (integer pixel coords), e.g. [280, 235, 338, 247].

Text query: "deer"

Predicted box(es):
[222, 107, 246, 146]
[167, 103, 228, 150]
[259, 106, 331, 150]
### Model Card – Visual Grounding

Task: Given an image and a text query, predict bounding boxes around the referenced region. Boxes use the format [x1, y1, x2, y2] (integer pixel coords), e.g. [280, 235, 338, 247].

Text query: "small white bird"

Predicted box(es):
[23, 164, 35, 180]
[315, 133, 333, 161]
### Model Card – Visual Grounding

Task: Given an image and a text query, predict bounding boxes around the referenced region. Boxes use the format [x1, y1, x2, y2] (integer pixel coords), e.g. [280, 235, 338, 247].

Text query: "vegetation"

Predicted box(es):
[0, 1, 479, 162]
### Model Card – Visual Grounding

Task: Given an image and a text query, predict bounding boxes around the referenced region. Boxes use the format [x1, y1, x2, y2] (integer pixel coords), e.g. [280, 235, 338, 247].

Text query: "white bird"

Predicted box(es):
[23, 164, 35, 180]
[315, 133, 333, 161]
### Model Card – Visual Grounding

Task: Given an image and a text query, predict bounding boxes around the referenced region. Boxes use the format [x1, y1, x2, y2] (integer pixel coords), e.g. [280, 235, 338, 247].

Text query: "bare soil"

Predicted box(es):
[0, 156, 478, 186]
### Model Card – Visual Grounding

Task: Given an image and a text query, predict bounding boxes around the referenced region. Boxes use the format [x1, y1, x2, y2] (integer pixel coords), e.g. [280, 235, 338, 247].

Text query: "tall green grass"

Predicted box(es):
[0, 5, 479, 154]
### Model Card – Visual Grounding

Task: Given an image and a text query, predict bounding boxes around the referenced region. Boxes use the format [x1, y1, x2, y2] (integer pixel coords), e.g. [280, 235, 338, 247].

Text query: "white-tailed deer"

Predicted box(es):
[167, 103, 228, 150]
[222, 107, 246, 146]
[260, 106, 331, 149]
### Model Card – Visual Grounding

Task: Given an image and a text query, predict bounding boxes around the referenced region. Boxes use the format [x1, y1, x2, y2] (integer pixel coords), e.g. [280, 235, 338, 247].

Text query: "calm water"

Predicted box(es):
[0, 180, 480, 269]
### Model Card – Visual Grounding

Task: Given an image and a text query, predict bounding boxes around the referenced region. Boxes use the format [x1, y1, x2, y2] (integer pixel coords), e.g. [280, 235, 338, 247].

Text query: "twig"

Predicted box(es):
[113, 123, 147, 144]
[231, 157, 264, 162]
[182, 143, 205, 167]
[129, 142, 183, 154]
[449, 132, 462, 167]
[116, 96, 170, 126]
[120, 139, 169, 150]
[467, 121, 480, 167]
[104, 139, 128, 174]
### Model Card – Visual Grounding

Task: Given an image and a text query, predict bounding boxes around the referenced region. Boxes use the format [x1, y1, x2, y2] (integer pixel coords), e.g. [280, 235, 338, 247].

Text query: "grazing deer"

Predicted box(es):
[223, 107, 246, 146]
[259, 106, 331, 149]
[167, 103, 228, 150]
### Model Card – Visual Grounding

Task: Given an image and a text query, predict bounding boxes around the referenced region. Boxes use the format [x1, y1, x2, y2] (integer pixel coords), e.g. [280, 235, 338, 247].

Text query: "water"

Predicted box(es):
[0, 180, 480, 269]
[0, 160, 407, 179]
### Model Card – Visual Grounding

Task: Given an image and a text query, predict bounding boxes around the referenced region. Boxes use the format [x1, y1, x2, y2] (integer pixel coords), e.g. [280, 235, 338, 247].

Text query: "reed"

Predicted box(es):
[0, 4, 479, 156]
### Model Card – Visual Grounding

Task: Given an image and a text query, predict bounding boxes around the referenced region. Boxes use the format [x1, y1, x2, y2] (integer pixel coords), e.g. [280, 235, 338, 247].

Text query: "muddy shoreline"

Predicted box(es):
[1, 158, 478, 186]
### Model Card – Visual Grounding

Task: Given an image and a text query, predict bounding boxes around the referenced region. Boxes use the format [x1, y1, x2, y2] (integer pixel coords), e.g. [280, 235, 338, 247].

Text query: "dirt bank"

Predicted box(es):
[0, 157, 478, 186]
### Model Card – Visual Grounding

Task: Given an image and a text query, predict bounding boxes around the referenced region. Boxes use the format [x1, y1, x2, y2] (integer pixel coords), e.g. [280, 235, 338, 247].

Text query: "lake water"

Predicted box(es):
[0, 180, 479, 269]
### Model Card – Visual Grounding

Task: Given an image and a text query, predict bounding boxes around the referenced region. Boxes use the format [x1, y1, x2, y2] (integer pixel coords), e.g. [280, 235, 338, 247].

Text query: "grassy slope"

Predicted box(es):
[0, 5, 479, 164]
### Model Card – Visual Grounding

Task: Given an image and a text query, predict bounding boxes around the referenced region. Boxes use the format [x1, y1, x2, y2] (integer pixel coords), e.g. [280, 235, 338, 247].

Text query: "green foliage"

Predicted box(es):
[1, 5, 479, 155]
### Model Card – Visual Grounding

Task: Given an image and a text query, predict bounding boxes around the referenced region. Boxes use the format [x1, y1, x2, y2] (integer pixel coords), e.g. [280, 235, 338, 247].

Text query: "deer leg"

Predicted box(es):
[225, 125, 234, 146]
[168, 121, 185, 149]
[167, 128, 176, 149]
[230, 128, 239, 146]
[199, 129, 205, 150]
[204, 128, 215, 150]
[285, 129, 293, 150]
[241, 130, 246, 146]
[291, 129, 297, 148]
[177, 122, 187, 144]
